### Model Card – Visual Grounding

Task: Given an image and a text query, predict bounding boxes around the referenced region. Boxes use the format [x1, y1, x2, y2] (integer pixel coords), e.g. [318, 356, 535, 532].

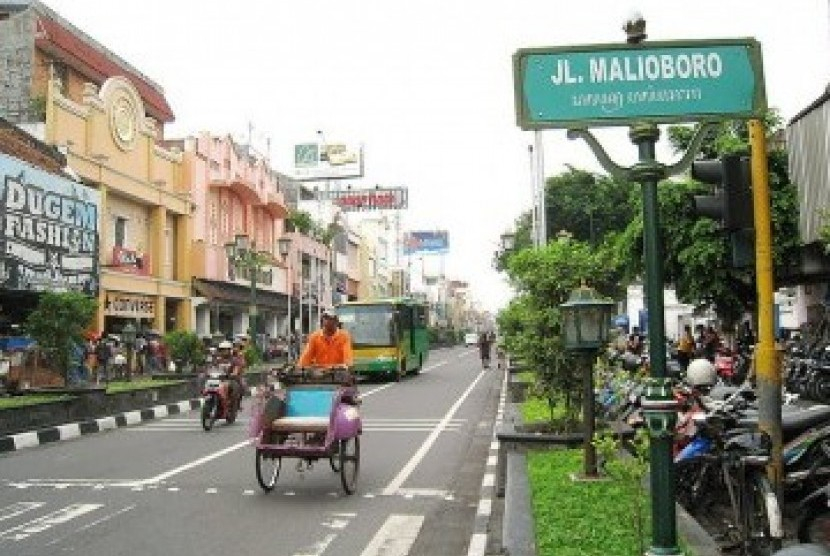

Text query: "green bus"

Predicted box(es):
[336, 297, 429, 381]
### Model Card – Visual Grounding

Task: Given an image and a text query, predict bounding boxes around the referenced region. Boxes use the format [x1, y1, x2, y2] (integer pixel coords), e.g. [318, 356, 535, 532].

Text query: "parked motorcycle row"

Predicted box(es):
[785, 337, 830, 405]
[599, 344, 830, 552]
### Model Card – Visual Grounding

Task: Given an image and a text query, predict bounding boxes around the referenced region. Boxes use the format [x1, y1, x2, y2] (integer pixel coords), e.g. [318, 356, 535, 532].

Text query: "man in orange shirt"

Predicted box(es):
[298, 309, 353, 368]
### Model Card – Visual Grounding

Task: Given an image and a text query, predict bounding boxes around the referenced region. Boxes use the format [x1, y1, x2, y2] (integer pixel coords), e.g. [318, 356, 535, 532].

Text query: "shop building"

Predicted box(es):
[1, 1, 192, 335]
[180, 133, 290, 340]
[0, 117, 99, 331]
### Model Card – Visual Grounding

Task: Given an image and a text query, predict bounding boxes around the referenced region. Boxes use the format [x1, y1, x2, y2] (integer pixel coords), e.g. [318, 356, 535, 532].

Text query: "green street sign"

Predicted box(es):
[294, 143, 319, 167]
[513, 38, 766, 129]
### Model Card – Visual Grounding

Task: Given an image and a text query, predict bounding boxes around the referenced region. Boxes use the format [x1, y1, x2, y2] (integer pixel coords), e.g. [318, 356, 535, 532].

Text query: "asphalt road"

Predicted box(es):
[0, 346, 502, 556]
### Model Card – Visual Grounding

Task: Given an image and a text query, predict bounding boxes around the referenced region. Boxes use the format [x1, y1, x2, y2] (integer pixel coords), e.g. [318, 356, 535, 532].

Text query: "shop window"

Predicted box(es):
[114, 217, 127, 248]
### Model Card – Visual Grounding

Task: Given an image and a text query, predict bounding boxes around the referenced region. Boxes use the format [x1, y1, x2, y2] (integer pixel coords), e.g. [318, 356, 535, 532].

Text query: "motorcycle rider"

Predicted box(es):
[216, 340, 244, 412]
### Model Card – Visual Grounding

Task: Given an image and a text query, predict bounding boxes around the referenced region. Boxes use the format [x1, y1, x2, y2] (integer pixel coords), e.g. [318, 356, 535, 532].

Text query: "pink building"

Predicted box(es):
[179, 133, 292, 340]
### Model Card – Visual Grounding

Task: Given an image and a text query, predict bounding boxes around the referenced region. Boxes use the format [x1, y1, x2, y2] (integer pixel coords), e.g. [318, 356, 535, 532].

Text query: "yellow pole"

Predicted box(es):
[749, 119, 781, 495]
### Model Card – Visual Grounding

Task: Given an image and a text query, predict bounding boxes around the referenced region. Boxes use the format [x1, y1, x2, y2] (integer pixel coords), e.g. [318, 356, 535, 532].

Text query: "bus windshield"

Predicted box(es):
[337, 304, 396, 347]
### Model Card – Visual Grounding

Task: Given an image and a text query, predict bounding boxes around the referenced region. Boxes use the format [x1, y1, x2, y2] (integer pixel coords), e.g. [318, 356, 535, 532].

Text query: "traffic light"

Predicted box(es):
[692, 154, 753, 231]
[692, 154, 754, 267]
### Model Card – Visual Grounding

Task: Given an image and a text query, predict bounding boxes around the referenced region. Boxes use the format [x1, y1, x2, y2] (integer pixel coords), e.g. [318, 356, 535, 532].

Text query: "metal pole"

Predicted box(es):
[629, 123, 680, 556]
[749, 119, 781, 496]
[249, 253, 257, 346]
[534, 130, 547, 245]
[582, 351, 597, 476]
[286, 252, 292, 335]
[528, 144, 538, 247]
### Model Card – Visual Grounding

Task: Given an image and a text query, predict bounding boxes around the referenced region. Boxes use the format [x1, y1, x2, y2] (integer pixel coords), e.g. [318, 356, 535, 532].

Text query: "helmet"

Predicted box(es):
[218, 340, 232, 350]
[321, 308, 338, 320]
[686, 358, 717, 387]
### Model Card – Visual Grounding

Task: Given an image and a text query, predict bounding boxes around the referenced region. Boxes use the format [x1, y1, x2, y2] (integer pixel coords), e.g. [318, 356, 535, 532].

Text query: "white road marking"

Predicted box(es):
[382, 370, 487, 495]
[135, 440, 251, 486]
[359, 514, 425, 556]
[292, 533, 337, 556]
[44, 505, 135, 547]
[417, 360, 448, 374]
[466, 533, 488, 556]
[395, 488, 450, 498]
[0, 503, 102, 541]
[0, 502, 44, 522]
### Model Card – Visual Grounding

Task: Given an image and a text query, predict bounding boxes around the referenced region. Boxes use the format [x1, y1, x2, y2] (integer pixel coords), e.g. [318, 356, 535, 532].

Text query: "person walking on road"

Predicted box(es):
[478, 331, 493, 369]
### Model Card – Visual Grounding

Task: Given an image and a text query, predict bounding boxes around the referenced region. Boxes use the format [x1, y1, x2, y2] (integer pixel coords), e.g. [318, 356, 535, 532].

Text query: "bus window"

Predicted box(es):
[338, 305, 396, 347]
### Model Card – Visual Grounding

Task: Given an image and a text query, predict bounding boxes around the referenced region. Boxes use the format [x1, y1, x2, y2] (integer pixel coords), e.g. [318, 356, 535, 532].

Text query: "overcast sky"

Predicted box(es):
[41, 0, 830, 313]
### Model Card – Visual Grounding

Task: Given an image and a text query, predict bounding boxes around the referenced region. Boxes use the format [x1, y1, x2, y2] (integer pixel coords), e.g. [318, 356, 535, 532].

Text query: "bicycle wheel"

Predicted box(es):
[744, 473, 782, 556]
[339, 437, 360, 495]
[329, 439, 341, 472]
[256, 448, 281, 492]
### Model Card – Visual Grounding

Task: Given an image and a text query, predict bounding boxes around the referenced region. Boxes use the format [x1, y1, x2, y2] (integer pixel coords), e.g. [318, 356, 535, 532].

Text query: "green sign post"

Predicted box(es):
[514, 39, 765, 129]
[513, 32, 771, 556]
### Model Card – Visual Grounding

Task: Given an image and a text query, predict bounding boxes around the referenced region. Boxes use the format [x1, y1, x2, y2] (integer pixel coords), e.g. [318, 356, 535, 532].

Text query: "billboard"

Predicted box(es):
[403, 231, 449, 255]
[317, 186, 408, 212]
[0, 153, 100, 293]
[293, 142, 363, 180]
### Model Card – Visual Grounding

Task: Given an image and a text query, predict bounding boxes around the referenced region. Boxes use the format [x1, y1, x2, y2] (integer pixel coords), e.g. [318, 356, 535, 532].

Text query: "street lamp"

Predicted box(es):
[225, 234, 272, 351]
[278, 237, 293, 338]
[121, 321, 137, 382]
[500, 232, 516, 252]
[560, 284, 615, 477]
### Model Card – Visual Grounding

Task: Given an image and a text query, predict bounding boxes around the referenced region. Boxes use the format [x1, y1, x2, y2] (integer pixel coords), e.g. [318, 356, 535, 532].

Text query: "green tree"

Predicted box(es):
[498, 238, 620, 426]
[615, 115, 799, 327]
[543, 167, 639, 245]
[25, 291, 97, 384]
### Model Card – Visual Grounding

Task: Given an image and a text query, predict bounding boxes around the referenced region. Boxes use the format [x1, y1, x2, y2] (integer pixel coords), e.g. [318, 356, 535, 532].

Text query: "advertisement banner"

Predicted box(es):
[317, 186, 408, 212]
[0, 153, 100, 293]
[403, 231, 450, 255]
[292, 142, 363, 180]
[111, 246, 150, 275]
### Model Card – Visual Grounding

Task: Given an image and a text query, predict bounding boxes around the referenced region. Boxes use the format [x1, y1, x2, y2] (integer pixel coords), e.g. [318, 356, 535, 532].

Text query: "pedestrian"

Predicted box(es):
[95, 338, 111, 384]
[703, 325, 720, 362]
[677, 325, 695, 371]
[478, 331, 493, 369]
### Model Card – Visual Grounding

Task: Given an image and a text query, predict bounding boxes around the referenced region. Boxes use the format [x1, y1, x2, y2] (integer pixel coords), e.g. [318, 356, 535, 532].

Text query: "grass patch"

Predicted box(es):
[105, 378, 183, 394]
[521, 396, 569, 423]
[528, 449, 651, 556]
[0, 394, 75, 410]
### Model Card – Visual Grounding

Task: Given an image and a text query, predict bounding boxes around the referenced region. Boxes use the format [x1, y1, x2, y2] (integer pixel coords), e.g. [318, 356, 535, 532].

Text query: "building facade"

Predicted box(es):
[1, 2, 192, 335]
[182, 133, 290, 340]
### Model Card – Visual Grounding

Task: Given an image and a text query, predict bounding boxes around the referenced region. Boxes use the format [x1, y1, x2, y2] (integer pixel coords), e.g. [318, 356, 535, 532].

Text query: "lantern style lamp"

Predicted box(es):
[560, 285, 615, 351]
[121, 321, 137, 381]
[500, 232, 516, 252]
[560, 284, 615, 477]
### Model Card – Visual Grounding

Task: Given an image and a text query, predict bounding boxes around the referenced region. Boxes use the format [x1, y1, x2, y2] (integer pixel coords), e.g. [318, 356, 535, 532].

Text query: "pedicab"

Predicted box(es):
[249, 364, 362, 494]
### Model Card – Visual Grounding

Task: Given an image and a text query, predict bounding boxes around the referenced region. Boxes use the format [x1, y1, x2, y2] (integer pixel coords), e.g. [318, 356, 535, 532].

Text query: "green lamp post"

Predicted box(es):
[121, 321, 137, 381]
[560, 284, 615, 477]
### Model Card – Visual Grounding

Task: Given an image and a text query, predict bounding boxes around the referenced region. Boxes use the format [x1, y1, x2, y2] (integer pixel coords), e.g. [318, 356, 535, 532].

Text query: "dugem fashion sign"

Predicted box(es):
[0, 153, 100, 293]
[513, 39, 766, 129]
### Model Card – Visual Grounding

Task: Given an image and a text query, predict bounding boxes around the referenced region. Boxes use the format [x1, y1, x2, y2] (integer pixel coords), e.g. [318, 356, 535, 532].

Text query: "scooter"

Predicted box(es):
[201, 363, 240, 431]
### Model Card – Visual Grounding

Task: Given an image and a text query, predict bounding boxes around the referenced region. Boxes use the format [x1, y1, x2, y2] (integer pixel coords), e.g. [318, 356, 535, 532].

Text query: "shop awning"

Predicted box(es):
[193, 279, 290, 311]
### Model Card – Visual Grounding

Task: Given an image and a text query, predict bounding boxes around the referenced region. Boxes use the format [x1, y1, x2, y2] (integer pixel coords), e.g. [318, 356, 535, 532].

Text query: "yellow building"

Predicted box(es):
[0, 3, 192, 335]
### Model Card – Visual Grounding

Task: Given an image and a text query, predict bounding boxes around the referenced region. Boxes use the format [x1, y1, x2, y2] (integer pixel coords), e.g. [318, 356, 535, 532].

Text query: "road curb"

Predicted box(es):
[0, 398, 204, 454]
[467, 368, 509, 556]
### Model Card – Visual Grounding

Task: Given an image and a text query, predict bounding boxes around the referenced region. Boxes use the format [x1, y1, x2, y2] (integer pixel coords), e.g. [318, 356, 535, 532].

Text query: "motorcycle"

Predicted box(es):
[201, 363, 241, 431]
[796, 482, 830, 545]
